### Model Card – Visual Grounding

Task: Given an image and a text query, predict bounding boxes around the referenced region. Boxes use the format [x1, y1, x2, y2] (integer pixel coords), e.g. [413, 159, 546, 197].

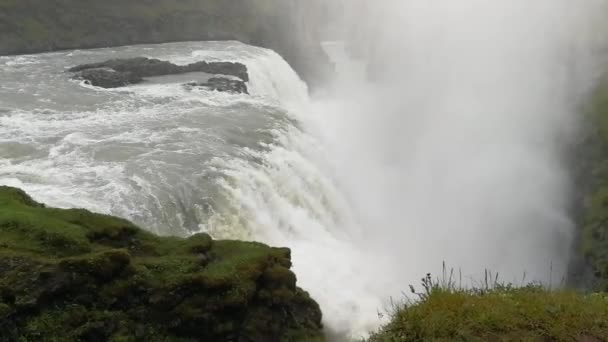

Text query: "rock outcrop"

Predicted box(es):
[184, 78, 249, 94]
[0, 186, 324, 341]
[70, 57, 249, 89]
[77, 68, 143, 88]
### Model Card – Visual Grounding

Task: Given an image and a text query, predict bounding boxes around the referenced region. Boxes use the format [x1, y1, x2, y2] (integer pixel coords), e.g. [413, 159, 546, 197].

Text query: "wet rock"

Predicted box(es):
[70, 57, 249, 88]
[184, 77, 249, 94]
[70, 57, 181, 77]
[77, 68, 143, 88]
[185, 61, 249, 82]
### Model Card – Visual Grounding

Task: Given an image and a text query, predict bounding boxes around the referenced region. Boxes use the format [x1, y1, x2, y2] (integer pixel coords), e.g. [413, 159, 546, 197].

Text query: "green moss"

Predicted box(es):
[59, 249, 132, 281]
[183, 232, 213, 253]
[368, 284, 608, 342]
[0, 186, 323, 341]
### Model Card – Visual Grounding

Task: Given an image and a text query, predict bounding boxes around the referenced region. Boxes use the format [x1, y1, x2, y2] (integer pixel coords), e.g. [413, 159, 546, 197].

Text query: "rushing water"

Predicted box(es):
[0, 41, 381, 337]
[0, 3, 606, 336]
[0, 42, 305, 235]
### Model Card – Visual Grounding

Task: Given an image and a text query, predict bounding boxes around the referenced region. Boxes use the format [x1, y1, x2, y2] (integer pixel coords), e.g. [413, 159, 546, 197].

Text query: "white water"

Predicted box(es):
[299, 1, 608, 337]
[237, 0, 608, 338]
[2, 3, 608, 340]
[0, 42, 381, 336]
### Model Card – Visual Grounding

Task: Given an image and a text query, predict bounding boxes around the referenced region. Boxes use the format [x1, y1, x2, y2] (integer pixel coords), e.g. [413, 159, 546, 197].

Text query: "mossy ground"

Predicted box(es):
[0, 186, 323, 341]
[367, 274, 608, 342]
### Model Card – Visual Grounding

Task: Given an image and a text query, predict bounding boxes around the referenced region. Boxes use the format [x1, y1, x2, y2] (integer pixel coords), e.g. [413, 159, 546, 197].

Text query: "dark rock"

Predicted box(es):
[186, 61, 249, 82]
[77, 68, 143, 88]
[70, 57, 182, 77]
[70, 57, 249, 89]
[184, 77, 249, 94]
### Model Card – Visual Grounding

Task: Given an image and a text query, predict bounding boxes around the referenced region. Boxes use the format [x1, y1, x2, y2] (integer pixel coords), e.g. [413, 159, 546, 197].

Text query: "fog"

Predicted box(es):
[296, 1, 608, 336]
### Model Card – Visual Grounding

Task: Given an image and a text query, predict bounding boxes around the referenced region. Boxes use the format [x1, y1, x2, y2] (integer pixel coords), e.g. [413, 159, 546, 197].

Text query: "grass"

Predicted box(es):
[0, 186, 323, 341]
[367, 268, 608, 342]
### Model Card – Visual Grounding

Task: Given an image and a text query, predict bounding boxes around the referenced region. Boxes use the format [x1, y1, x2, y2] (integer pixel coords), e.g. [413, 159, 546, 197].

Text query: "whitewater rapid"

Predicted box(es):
[1, 19, 604, 337]
[0, 41, 386, 338]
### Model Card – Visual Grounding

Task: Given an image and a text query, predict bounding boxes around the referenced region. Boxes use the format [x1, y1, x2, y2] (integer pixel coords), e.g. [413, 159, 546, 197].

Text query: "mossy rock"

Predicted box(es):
[0, 186, 323, 341]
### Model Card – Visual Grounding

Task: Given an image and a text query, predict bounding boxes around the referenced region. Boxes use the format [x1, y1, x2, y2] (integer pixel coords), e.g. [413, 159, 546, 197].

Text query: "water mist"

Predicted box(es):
[1, 2, 607, 340]
[290, 0, 608, 337]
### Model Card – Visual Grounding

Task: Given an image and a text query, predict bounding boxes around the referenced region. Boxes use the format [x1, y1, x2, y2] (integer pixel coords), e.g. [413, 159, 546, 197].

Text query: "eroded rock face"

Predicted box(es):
[184, 77, 249, 94]
[0, 186, 324, 341]
[70, 57, 249, 89]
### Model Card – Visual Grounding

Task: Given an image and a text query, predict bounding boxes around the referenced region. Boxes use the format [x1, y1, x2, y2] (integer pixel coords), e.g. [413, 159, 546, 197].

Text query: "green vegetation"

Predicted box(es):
[0, 186, 323, 341]
[367, 273, 608, 342]
[578, 77, 608, 289]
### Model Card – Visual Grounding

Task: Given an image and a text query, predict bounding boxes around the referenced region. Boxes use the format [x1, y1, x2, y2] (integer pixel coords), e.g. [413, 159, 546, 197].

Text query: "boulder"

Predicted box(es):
[70, 57, 249, 88]
[70, 57, 182, 77]
[186, 61, 249, 82]
[77, 68, 143, 88]
[184, 77, 249, 94]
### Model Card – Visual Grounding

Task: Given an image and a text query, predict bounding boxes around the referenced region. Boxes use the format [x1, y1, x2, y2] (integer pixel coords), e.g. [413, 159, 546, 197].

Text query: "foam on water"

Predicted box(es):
[194, 45, 389, 337]
[0, 41, 384, 337]
[4, 19, 605, 338]
[209, 122, 388, 337]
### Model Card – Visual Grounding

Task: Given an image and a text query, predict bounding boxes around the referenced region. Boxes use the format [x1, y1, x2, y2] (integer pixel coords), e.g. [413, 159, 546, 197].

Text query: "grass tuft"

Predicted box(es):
[367, 266, 608, 342]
